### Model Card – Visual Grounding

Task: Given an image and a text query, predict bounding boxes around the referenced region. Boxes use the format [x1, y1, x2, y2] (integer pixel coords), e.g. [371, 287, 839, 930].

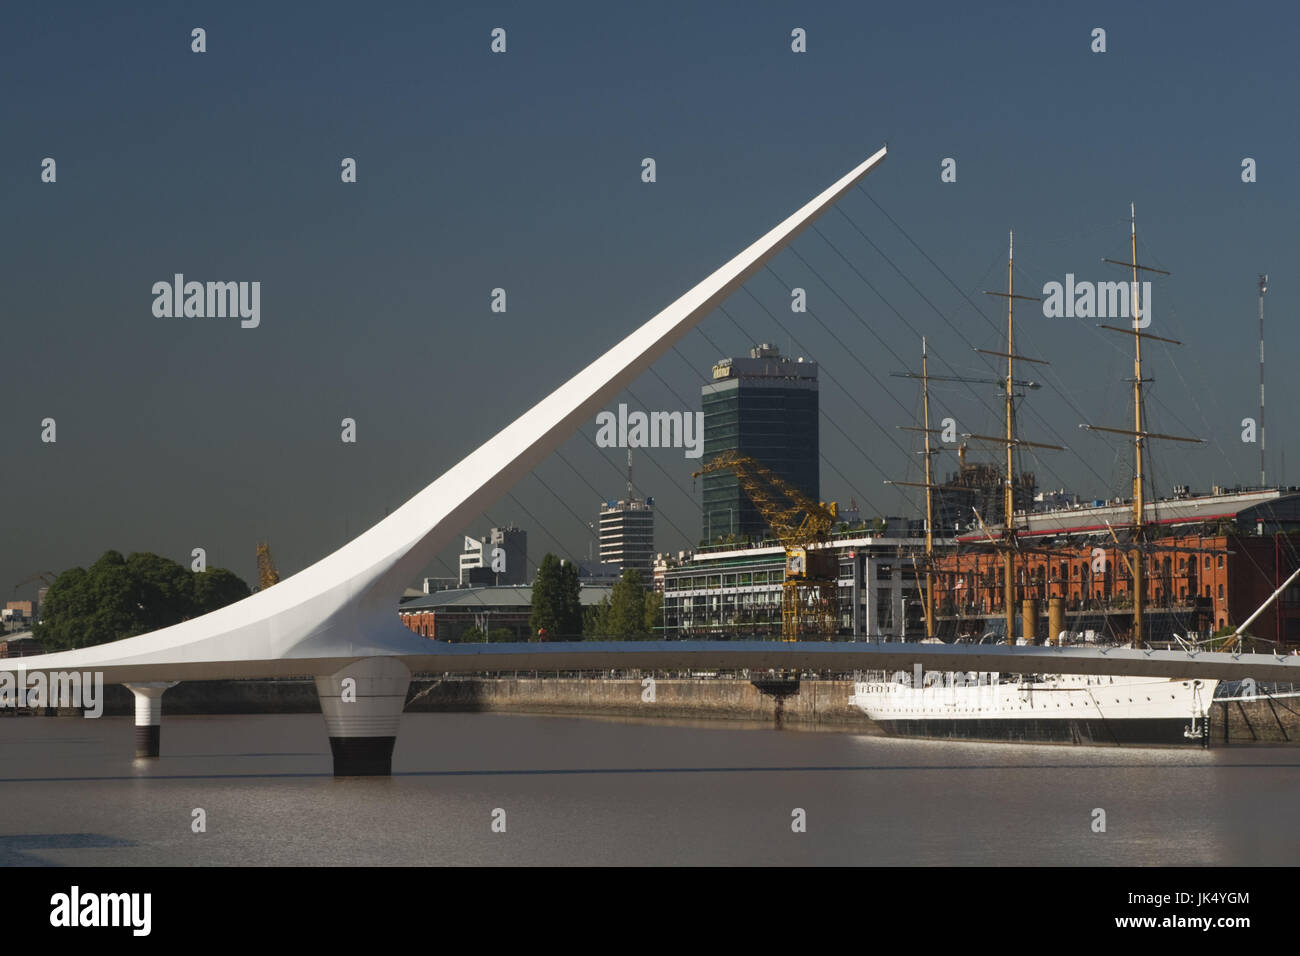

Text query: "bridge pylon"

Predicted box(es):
[124, 681, 177, 758]
[315, 658, 411, 776]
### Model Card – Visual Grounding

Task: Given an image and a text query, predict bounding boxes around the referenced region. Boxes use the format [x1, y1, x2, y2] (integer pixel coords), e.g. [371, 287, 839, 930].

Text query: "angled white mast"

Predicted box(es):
[18, 147, 890, 679]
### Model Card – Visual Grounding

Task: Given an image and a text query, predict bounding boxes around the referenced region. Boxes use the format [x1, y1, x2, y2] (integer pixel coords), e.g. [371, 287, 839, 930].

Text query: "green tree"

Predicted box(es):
[127, 551, 197, 633]
[604, 569, 650, 639]
[559, 559, 582, 639]
[644, 590, 663, 637]
[34, 565, 96, 649]
[193, 568, 253, 614]
[34, 550, 251, 651]
[529, 553, 582, 640]
[71, 551, 136, 648]
[583, 598, 607, 638]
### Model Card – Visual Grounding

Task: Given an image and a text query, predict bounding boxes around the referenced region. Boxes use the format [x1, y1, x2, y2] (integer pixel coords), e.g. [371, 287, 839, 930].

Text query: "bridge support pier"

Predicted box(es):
[315, 657, 410, 776]
[124, 681, 178, 758]
[751, 677, 801, 728]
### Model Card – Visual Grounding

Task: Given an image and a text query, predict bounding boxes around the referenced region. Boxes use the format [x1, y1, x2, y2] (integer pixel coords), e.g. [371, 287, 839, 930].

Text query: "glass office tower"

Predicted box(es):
[700, 344, 819, 544]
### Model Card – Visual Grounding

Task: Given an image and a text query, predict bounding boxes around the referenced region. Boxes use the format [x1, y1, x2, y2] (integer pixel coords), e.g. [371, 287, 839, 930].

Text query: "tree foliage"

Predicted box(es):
[607, 569, 648, 638]
[460, 626, 516, 644]
[34, 550, 252, 650]
[587, 569, 656, 640]
[529, 553, 582, 640]
[643, 590, 664, 637]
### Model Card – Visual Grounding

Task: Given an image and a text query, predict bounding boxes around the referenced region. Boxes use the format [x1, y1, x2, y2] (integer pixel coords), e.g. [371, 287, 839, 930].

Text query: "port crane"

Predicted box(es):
[256, 543, 281, 591]
[692, 452, 839, 640]
[12, 571, 56, 595]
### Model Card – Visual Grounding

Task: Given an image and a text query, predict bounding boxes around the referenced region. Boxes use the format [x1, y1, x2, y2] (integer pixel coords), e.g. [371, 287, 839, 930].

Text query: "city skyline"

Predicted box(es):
[5, 1, 1300, 884]
[5, 1, 1298, 601]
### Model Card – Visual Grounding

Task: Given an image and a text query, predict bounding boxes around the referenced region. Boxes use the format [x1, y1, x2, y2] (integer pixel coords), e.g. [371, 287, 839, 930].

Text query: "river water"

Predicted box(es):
[1, 713, 1297, 865]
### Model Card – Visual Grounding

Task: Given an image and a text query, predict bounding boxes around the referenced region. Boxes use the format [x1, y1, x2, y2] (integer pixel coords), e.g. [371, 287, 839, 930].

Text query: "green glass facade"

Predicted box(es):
[701, 352, 819, 543]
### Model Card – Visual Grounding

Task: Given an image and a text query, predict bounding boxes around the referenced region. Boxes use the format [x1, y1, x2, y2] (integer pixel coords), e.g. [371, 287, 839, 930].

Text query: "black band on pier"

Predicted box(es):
[328, 736, 396, 776]
[134, 725, 161, 758]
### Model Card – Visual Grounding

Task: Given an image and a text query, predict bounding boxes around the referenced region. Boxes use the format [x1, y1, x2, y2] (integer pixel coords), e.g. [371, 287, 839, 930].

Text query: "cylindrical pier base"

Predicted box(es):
[315, 658, 411, 776]
[1021, 598, 1039, 645]
[1048, 596, 1065, 646]
[124, 682, 177, 758]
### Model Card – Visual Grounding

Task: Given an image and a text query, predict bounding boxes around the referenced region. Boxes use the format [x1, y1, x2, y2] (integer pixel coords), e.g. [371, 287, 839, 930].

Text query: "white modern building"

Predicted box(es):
[661, 533, 939, 639]
[458, 526, 528, 586]
[599, 497, 655, 576]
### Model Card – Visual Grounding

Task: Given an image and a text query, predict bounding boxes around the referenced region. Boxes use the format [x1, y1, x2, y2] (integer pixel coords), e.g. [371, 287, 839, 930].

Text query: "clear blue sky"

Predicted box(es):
[4, 0, 1297, 597]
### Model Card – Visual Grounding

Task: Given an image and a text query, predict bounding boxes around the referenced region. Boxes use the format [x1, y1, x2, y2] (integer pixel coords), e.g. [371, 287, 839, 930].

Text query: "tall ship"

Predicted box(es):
[849, 670, 1215, 745]
[863, 215, 1220, 745]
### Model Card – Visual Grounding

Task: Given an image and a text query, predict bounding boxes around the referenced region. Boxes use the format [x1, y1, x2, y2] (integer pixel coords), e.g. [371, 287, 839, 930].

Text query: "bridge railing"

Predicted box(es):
[411, 668, 866, 682]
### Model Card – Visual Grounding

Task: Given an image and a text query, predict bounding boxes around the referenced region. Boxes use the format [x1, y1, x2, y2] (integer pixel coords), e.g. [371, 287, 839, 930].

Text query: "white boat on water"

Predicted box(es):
[849, 670, 1217, 746]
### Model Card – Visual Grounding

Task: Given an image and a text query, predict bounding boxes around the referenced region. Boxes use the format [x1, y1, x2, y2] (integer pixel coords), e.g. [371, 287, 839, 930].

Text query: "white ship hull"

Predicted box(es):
[849, 672, 1217, 746]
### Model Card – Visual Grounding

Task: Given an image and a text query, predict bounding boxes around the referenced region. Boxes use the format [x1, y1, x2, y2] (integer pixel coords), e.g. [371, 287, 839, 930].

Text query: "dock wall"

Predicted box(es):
[13, 678, 1300, 743]
[61, 676, 866, 727]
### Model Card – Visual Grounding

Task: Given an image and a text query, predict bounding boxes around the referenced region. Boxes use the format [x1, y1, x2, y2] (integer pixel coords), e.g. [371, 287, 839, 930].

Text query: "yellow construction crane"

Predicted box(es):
[256, 543, 281, 591]
[692, 451, 839, 640]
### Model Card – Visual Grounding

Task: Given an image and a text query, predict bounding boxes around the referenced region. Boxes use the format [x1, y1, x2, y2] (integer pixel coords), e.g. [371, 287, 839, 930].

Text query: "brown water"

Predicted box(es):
[1, 713, 1297, 865]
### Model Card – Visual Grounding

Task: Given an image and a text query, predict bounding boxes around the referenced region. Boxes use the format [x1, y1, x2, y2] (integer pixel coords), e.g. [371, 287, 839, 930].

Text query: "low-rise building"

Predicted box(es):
[660, 531, 942, 639]
[459, 526, 528, 586]
[0, 631, 39, 658]
[398, 584, 612, 642]
[932, 487, 1300, 645]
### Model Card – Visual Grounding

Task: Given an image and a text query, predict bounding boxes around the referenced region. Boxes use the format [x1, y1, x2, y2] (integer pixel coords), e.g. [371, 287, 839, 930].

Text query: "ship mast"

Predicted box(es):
[1082, 205, 1200, 648]
[1129, 207, 1146, 649]
[886, 339, 940, 638]
[890, 235, 1058, 643]
[979, 231, 1055, 644]
[1259, 273, 1268, 487]
[922, 337, 935, 637]
[1004, 234, 1016, 645]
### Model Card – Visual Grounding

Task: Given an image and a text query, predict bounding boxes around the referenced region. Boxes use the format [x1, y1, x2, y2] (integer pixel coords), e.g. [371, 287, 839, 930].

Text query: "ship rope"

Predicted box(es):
[1081, 679, 1122, 745]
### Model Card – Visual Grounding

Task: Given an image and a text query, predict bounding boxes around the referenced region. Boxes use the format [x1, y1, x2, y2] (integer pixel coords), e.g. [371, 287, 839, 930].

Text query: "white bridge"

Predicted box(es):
[14, 145, 1296, 773]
